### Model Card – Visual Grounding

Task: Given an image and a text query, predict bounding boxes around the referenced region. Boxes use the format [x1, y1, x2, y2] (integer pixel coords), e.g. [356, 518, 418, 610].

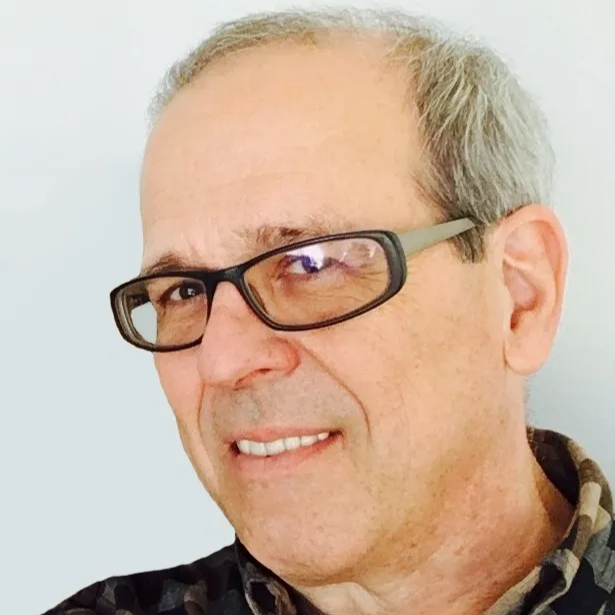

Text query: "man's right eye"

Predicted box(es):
[151, 281, 204, 306]
[167, 281, 204, 302]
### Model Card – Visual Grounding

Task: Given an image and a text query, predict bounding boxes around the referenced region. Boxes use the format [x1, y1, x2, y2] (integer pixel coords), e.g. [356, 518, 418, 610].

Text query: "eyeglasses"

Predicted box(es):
[110, 218, 475, 352]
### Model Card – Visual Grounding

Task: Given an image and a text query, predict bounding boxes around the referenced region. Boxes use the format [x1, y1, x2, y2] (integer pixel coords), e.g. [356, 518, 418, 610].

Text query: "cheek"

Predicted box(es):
[155, 353, 203, 424]
[155, 353, 224, 496]
[299, 275, 501, 462]
[299, 313, 415, 452]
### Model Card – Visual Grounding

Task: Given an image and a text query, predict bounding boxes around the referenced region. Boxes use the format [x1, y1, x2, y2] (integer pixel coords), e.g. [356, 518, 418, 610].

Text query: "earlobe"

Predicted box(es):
[498, 205, 568, 376]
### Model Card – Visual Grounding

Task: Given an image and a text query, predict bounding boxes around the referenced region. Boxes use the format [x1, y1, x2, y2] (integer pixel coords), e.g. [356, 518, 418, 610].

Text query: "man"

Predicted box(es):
[45, 8, 613, 615]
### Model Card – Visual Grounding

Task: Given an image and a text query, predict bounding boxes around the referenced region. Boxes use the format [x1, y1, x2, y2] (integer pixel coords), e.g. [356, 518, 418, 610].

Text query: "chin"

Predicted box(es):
[239, 518, 366, 586]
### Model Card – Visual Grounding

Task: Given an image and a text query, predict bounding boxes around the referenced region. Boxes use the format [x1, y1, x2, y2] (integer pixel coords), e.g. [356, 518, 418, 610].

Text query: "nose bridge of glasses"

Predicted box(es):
[202, 262, 255, 320]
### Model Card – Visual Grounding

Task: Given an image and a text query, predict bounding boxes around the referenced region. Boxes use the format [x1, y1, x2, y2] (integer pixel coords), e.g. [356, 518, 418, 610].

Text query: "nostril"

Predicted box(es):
[234, 368, 273, 390]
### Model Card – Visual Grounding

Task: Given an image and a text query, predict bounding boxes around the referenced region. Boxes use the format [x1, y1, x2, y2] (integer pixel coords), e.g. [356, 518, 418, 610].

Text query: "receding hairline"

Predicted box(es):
[148, 12, 441, 122]
[189, 31, 410, 78]
[151, 35, 426, 144]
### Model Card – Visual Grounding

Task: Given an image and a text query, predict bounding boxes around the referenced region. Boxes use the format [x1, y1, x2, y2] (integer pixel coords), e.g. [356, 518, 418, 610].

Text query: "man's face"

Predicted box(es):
[140, 41, 510, 582]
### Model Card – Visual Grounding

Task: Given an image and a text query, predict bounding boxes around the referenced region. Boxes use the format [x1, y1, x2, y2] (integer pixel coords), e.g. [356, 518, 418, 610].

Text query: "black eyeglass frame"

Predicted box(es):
[110, 218, 475, 352]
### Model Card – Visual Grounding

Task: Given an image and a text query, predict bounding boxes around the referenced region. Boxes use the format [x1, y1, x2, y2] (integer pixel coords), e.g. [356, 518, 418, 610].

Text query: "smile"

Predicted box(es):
[236, 432, 331, 457]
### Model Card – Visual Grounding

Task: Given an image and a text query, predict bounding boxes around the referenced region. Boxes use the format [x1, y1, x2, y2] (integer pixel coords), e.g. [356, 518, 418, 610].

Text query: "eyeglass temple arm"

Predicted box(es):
[397, 218, 476, 256]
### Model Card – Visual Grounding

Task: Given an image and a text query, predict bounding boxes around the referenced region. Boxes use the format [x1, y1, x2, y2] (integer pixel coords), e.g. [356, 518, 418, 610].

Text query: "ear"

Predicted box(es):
[491, 204, 568, 376]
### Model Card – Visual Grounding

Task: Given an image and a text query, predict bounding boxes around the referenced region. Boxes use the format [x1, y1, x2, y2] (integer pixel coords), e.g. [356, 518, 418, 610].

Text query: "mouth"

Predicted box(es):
[233, 431, 332, 457]
[228, 430, 342, 476]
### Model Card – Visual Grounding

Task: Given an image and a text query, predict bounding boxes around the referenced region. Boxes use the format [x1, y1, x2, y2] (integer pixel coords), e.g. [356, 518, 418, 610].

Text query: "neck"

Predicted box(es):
[295, 430, 574, 615]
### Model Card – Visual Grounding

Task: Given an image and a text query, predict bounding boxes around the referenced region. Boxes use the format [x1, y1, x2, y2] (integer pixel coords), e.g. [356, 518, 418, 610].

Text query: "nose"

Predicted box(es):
[196, 282, 299, 389]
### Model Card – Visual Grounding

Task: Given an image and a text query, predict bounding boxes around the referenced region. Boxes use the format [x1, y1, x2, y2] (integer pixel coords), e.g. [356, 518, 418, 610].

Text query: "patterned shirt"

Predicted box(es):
[44, 429, 615, 615]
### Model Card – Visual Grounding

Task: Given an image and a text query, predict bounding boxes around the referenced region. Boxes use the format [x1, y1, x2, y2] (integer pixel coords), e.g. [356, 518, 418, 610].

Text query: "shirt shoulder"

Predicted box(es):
[42, 544, 247, 615]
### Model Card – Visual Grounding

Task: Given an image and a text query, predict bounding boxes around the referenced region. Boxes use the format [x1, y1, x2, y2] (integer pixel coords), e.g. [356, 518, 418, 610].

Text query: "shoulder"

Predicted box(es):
[43, 544, 244, 614]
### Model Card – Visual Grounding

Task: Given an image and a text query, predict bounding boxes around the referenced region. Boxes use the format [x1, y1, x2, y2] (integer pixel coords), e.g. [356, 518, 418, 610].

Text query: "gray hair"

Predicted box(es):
[150, 8, 555, 261]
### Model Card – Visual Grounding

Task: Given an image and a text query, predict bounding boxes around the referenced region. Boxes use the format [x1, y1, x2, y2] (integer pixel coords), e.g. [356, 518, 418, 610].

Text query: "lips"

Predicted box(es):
[226, 429, 342, 478]
[225, 427, 342, 473]
[236, 432, 332, 457]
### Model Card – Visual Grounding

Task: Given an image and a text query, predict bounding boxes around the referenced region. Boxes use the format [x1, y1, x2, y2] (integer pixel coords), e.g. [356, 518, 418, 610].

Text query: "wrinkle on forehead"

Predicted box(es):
[141, 211, 357, 275]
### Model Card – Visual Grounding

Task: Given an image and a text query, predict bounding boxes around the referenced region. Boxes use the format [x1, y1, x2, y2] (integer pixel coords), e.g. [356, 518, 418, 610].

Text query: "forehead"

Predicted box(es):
[140, 40, 427, 271]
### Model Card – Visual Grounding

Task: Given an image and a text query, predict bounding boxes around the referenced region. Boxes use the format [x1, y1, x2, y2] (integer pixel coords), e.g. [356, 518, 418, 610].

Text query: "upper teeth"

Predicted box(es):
[237, 432, 331, 457]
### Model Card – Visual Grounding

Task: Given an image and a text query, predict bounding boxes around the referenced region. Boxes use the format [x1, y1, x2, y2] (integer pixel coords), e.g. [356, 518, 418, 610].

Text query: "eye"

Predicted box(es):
[282, 243, 342, 277]
[286, 253, 334, 275]
[168, 281, 204, 302]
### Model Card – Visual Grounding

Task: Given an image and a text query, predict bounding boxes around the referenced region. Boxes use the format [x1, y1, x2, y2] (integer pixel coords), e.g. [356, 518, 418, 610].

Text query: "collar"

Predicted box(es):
[486, 429, 613, 614]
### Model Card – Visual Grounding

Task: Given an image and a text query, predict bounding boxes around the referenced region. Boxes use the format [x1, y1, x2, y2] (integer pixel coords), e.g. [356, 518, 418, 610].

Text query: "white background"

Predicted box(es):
[0, 1, 613, 613]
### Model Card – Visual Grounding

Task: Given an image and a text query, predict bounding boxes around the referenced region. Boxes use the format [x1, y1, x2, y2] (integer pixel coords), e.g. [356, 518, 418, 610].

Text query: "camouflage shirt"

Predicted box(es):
[44, 429, 615, 615]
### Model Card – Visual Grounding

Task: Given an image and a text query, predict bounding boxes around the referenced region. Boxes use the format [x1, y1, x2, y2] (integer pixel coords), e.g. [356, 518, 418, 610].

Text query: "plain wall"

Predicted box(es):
[0, 0, 613, 613]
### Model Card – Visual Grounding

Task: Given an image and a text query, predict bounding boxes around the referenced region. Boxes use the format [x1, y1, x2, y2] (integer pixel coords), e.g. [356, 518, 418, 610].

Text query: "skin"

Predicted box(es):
[140, 38, 573, 615]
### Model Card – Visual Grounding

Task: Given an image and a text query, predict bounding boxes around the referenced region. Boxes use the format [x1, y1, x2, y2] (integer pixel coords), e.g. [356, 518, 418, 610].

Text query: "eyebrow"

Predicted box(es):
[140, 220, 347, 277]
[140, 253, 200, 277]
[244, 222, 340, 251]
